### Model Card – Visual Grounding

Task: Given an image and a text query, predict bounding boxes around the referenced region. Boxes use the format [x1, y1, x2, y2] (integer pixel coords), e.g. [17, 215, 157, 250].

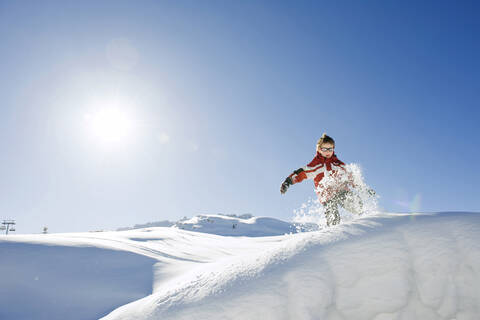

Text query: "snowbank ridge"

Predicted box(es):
[1, 212, 479, 320]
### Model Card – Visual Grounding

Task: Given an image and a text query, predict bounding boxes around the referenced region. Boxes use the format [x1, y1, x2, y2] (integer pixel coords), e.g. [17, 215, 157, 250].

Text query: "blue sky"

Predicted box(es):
[1, 0, 478, 233]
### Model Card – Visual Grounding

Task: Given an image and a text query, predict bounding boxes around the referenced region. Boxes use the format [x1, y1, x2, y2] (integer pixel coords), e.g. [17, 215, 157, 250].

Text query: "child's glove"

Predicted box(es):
[293, 168, 304, 175]
[280, 177, 293, 194]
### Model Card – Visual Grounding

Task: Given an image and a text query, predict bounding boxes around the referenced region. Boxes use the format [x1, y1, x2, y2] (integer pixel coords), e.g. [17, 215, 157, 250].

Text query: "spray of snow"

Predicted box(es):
[293, 163, 379, 230]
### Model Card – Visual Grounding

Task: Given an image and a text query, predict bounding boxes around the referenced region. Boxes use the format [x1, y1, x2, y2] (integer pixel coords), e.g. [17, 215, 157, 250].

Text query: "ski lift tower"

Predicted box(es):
[1, 220, 16, 235]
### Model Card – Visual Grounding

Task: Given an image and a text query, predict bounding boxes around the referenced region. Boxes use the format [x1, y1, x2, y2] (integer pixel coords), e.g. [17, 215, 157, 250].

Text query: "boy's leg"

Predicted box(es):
[339, 190, 363, 215]
[323, 199, 340, 226]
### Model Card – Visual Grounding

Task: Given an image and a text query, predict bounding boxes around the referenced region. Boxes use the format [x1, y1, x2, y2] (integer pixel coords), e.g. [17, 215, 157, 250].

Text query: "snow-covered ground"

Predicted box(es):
[1, 212, 479, 320]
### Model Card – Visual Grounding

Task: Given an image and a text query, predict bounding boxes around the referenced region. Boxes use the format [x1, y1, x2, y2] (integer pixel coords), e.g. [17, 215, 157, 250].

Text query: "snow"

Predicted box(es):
[1, 212, 479, 320]
[174, 214, 298, 236]
[117, 220, 175, 231]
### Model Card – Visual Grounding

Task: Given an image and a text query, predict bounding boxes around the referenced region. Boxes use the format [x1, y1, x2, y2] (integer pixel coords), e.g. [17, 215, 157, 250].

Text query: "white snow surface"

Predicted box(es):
[1, 212, 480, 320]
[174, 214, 298, 236]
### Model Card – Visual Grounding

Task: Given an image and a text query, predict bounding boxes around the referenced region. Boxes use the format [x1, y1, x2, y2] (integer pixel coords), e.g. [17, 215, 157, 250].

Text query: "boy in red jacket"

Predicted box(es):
[281, 134, 363, 226]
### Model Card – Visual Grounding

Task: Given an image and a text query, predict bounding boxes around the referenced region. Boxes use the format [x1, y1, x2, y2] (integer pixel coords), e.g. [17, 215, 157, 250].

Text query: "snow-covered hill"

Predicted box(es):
[174, 214, 298, 236]
[1, 212, 479, 320]
[116, 220, 175, 231]
[116, 214, 298, 236]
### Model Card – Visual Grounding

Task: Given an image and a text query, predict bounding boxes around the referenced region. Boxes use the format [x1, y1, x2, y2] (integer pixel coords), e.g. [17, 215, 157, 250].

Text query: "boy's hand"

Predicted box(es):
[280, 177, 293, 194]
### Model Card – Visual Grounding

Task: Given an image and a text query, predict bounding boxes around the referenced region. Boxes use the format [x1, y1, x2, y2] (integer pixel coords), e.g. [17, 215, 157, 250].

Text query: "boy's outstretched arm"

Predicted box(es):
[280, 168, 305, 194]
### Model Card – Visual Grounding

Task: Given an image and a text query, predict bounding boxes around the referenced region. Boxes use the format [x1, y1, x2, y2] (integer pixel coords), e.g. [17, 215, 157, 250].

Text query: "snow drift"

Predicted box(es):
[1, 212, 479, 320]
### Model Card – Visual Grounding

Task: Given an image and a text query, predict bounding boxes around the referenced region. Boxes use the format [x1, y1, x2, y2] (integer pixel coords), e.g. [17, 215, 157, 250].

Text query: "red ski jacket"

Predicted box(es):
[290, 152, 353, 203]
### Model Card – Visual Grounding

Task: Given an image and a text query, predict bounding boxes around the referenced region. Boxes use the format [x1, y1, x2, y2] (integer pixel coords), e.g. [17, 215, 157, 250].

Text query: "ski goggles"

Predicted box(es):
[320, 147, 334, 152]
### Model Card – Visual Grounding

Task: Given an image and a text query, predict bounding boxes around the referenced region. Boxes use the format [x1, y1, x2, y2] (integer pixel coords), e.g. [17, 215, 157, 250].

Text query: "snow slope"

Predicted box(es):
[1, 212, 479, 320]
[174, 214, 298, 236]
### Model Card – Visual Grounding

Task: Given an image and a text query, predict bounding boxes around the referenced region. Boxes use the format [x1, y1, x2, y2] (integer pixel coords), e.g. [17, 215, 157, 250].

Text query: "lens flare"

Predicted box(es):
[409, 193, 422, 221]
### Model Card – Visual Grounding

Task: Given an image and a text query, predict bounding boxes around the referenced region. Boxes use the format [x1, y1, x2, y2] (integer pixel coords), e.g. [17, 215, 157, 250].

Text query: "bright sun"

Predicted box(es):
[84, 107, 133, 143]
